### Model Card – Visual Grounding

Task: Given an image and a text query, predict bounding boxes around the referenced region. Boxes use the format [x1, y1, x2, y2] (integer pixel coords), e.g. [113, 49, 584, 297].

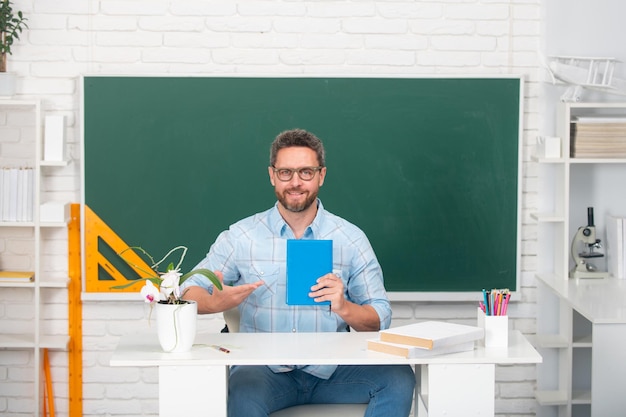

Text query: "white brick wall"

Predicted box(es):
[1, 1, 545, 416]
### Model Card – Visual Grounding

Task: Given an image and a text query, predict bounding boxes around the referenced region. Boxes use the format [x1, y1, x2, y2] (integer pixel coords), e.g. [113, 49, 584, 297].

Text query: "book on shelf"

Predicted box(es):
[0, 167, 34, 222]
[572, 116, 626, 124]
[0, 271, 35, 282]
[606, 215, 626, 278]
[570, 117, 626, 158]
[379, 321, 484, 350]
[570, 148, 626, 158]
[367, 338, 475, 358]
[20, 168, 33, 222]
[7, 168, 18, 221]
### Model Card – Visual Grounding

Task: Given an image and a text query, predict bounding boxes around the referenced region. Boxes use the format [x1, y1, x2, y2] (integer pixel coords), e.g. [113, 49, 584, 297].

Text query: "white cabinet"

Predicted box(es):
[0, 99, 69, 416]
[534, 102, 626, 417]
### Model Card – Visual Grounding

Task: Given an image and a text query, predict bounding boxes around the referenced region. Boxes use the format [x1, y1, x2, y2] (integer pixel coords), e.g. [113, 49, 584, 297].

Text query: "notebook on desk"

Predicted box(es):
[286, 239, 332, 306]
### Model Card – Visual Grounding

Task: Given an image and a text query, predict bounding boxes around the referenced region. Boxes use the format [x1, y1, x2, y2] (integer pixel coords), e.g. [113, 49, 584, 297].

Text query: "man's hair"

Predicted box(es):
[269, 129, 326, 167]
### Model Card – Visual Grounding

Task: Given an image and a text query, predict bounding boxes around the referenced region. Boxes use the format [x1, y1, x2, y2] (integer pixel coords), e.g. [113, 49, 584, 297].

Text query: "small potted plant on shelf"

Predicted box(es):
[0, 0, 28, 97]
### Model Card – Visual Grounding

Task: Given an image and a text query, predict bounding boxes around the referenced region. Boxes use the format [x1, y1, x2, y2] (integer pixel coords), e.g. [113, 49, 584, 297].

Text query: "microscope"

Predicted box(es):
[569, 207, 609, 279]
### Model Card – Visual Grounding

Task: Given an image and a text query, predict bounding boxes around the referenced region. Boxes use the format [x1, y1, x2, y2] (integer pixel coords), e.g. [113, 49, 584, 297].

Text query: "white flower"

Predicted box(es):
[159, 269, 182, 300]
[140, 280, 161, 303]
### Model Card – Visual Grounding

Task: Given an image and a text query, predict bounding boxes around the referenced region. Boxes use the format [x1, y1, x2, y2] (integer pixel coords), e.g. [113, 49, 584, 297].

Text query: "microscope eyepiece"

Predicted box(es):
[587, 207, 595, 227]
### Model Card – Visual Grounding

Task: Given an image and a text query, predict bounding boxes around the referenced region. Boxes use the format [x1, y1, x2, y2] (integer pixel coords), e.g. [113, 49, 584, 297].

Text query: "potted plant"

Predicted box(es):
[112, 245, 223, 352]
[0, 0, 28, 96]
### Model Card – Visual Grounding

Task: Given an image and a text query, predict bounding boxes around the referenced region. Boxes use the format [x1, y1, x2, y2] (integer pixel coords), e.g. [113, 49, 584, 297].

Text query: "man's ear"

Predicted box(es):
[318, 167, 327, 187]
[268, 166, 275, 186]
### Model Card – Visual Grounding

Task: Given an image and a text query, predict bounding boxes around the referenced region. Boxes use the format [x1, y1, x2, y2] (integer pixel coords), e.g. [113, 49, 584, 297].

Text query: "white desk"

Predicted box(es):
[110, 330, 541, 417]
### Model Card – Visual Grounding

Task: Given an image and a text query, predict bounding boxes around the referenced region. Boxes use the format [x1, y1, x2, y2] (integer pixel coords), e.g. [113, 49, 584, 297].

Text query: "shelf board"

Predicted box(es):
[40, 279, 70, 288]
[532, 155, 566, 164]
[573, 334, 593, 347]
[0, 281, 35, 288]
[0, 334, 69, 350]
[0, 334, 35, 348]
[567, 102, 626, 108]
[569, 158, 626, 164]
[0, 221, 35, 227]
[0, 280, 69, 289]
[572, 390, 592, 404]
[41, 335, 70, 350]
[40, 221, 69, 228]
[40, 160, 69, 167]
[532, 333, 570, 348]
[535, 389, 568, 406]
[1, 220, 68, 227]
[531, 212, 565, 222]
[0, 99, 39, 108]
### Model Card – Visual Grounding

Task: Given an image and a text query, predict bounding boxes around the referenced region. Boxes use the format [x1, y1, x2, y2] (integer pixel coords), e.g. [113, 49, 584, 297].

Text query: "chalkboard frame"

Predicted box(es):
[81, 75, 523, 301]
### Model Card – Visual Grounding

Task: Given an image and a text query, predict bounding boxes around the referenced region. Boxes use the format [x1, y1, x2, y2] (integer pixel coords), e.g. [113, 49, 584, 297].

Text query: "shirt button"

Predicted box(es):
[292, 328, 296, 332]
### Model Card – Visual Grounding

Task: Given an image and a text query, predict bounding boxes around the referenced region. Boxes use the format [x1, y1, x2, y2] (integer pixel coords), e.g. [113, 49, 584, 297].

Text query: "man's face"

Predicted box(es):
[269, 146, 326, 213]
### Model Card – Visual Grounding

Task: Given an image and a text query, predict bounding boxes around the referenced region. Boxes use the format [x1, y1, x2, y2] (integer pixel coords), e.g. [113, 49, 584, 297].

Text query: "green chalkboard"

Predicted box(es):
[83, 76, 521, 294]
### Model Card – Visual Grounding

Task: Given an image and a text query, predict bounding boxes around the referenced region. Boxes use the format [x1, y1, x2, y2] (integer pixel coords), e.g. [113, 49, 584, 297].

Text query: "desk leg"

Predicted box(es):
[418, 363, 495, 417]
[159, 365, 228, 417]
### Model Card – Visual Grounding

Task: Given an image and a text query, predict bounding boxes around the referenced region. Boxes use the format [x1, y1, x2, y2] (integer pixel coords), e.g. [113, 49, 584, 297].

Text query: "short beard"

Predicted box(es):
[276, 189, 318, 213]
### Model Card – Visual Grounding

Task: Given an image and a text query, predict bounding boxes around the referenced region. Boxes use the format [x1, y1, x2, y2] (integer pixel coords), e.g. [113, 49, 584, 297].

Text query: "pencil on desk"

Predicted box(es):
[211, 345, 230, 354]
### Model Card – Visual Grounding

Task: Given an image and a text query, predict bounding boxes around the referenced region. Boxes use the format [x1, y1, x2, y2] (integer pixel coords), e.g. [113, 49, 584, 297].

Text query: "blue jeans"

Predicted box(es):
[228, 364, 415, 417]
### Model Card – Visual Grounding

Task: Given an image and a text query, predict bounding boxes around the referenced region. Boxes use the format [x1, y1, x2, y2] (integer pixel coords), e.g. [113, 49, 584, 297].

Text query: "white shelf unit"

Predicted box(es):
[534, 102, 626, 417]
[0, 99, 70, 416]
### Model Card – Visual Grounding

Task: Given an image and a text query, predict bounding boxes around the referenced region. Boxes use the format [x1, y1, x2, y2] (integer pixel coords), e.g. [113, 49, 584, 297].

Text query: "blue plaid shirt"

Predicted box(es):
[181, 199, 391, 379]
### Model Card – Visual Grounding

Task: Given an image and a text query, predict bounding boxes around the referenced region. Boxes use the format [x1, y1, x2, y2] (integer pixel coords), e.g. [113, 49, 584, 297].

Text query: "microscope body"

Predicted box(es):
[569, 208, 609, 279]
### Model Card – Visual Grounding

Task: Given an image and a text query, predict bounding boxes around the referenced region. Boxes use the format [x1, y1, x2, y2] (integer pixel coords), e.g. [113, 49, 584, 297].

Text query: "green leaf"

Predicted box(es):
[1, 0, 28, 57]
[110, 277, 160, 290]
[180, 268, 223, 290]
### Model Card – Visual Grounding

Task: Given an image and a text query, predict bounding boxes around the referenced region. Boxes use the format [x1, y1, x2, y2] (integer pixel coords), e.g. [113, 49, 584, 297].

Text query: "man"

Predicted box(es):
[182, 129, 415, 417]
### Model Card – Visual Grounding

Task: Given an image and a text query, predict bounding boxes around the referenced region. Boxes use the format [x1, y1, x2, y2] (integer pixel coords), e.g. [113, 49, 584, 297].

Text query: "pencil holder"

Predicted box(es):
[477, 307, 508, 347]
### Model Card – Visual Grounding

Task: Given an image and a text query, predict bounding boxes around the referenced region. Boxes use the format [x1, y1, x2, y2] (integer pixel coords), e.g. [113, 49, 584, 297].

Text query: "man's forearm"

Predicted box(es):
[182, 286, 219, 314]
[335, 303, 380, 332]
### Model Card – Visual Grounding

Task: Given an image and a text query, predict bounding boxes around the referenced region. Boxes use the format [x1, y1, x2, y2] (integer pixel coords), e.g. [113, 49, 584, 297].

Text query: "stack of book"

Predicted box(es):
[606, 215, 626, 278]
[367, 321, 484, 359]
[0, 167, 34, 222]
[570, 117, 626, 158]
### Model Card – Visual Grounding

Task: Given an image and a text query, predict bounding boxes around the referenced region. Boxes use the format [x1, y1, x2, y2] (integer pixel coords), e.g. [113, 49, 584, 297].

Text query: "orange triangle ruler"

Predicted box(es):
[84, 204, 153, 293]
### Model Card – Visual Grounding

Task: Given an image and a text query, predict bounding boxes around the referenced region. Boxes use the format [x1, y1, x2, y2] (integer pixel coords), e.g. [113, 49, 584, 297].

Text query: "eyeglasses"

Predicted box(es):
[271, 166, 323, 181]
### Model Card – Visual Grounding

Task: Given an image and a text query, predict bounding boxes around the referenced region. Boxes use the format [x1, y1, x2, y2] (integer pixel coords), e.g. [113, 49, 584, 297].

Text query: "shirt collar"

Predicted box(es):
[269, 199, 325, 239]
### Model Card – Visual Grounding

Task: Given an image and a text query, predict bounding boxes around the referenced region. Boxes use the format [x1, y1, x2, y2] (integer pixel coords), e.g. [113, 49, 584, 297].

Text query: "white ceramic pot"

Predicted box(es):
[154, 300, 197, 352]
[0, 72, 17, 97]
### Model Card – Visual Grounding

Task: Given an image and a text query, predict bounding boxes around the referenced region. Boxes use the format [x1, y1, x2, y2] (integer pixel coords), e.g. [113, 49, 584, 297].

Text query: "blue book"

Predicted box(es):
[286, 239, 332, 306]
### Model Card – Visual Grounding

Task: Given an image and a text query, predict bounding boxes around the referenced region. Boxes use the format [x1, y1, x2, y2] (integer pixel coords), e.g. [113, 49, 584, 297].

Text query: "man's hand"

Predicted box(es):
[183, 271, 265, 314]
[310, 272, 345, 311]
[310, 272, 381, 332]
